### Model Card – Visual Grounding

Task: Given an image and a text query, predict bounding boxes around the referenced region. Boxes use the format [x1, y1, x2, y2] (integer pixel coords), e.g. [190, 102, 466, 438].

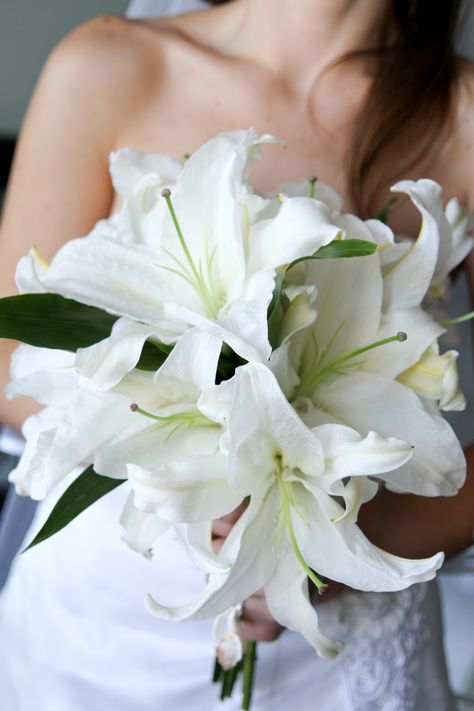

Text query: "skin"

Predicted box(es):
[0, 0, 473, 643]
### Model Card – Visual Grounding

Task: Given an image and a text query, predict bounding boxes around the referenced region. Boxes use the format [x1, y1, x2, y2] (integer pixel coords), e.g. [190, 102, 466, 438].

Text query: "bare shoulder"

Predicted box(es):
[0, 15, 175, 277]
[42, 10, 232, 147]
[53, 13, 172, 77]
[40, 15, 169, 133]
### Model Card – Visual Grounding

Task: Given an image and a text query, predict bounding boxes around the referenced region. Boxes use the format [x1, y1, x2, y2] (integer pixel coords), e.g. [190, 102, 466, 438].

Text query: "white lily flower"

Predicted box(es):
[146, 363, 442, 660]
[6, 346, 138, 499]
[96, 328, 244, 525]
[6, 330, 232, 506]
[397, 344, 466, 411]
[16, 130, 342, 389]
[277, 184, 465, 496]
[5, 344, 139, 499]
[361, 180, 466, 396]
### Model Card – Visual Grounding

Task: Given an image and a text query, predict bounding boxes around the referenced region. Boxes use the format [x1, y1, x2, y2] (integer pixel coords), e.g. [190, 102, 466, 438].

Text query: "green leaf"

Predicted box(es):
[0, 293, 117, 350]
[22, 466, 124, 552]
[267, 271, 287, 349]
[290, 239, 377, 267]
[0, 292, 173, 372]
[136, 341, 172, 371]
[216, 348, 246, 383]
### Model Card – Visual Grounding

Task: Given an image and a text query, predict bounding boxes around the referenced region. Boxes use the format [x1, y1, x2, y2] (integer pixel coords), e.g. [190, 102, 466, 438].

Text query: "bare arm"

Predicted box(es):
[0, 16, 148, 432]
[359, 450, 474, 560]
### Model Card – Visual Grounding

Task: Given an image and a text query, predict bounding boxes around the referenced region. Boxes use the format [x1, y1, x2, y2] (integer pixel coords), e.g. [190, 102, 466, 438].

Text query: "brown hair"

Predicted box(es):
[207, 0, 464, 216]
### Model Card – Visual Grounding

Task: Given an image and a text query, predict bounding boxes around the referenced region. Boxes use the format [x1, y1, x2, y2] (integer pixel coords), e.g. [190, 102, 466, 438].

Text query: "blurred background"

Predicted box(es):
[0, 1, 128, 137]
[0, 1, 473, 707]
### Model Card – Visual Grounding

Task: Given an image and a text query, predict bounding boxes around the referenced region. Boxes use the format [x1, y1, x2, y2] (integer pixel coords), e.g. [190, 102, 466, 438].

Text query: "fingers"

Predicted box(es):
[212, 499, 249, 535]
[240, 618, 283, 642]
[239, 590, 284, 643]
[211, 499, 249, 553]
[211, 518, 233, 539]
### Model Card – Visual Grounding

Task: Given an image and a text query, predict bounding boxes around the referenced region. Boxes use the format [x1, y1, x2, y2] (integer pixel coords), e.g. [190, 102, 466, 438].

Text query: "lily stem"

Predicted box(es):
[242, 641, 257, 710]
[212, 657, 222, 684]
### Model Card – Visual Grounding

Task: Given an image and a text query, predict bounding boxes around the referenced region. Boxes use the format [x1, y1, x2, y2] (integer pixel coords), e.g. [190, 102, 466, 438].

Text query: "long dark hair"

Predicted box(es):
[207, 0, 464, 216]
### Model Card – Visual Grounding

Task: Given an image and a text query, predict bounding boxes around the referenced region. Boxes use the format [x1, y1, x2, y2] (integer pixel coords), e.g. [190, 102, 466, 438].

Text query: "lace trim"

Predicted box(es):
[337, 584, 430, 710]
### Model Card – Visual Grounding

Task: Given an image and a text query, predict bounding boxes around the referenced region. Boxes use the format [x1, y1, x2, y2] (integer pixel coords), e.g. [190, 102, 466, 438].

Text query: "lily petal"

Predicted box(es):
[110, 148, 183, 199]
[248, 197, 341, 274]
[95, 419, 221, 479]
[265, 544, 343, 659]
[6, 345, 76, 407]
[163, 266, 276, 363]
[361, 307, 444, 378]
[119, 491, 171, 557]
[145, 488, 279, 621]
[313, 424, 413, 483]
[127, 455, 242, 523]
[384, 180, 442, 311]
[75, 317, 175, 389]
[397, 345, 466, 411]
[175, 521, 230, 575]
[304, 252, 382, 363]
[228, 363, 324, 494]
[294, 488, 444, 591]
[155, 329, 222, 392]
[314, 371, 466, 495]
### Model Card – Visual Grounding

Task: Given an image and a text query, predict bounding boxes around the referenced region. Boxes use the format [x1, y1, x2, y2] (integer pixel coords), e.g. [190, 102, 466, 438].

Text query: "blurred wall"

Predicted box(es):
[0, 1, 128, 136]
[458, 1, 474, 59]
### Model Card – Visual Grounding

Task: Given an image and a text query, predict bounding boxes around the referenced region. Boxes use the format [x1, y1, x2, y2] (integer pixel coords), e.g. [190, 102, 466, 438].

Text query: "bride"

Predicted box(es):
[0, 0, 473, 708]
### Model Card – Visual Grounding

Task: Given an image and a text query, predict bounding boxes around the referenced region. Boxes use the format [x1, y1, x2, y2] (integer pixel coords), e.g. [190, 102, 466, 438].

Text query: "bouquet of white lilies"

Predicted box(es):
[1, 129, 472, 708]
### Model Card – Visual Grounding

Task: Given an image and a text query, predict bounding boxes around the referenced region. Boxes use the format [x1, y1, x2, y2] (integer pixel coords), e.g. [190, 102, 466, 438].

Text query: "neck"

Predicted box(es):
[223, 0, 394, 87]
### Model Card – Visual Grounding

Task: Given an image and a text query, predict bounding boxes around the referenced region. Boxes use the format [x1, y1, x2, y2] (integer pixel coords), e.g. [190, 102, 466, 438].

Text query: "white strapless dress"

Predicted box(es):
[0, 474, 456, 711]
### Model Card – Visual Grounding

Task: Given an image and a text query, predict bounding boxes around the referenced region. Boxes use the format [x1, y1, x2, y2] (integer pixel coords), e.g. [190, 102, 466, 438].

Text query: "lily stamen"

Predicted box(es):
[295, 331, 407, 398]
[130, 402, 218, 431]
[275, 457, 328, 594]
[160, 188, 223, 318]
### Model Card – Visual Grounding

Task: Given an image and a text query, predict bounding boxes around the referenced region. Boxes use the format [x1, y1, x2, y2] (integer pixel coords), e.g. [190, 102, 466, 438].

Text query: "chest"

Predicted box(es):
[114, 45, 463, 237]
